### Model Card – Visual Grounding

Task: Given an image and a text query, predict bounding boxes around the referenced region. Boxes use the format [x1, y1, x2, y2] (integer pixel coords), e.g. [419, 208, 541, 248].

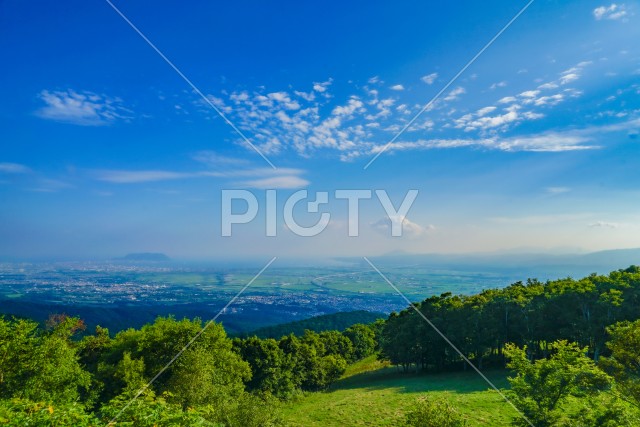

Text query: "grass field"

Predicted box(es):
[283, 356, 518, 426]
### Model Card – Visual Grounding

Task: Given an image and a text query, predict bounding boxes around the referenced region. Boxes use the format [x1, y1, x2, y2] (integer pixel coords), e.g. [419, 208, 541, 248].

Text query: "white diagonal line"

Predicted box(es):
[107, 256, 277, 426]
[363, 257, 534, 427]
[364, 0, 535, 170]
[103, 0, 276, 170]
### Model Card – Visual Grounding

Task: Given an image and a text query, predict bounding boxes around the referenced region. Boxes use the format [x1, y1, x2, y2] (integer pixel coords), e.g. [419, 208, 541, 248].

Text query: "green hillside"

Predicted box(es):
[283, 356, 515, 426]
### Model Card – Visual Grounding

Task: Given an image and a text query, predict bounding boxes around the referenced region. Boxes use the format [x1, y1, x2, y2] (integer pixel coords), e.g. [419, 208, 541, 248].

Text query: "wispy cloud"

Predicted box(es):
[489, 213, 592, 225]
[93, 152, 310, 189]
[35, 89, 131, 126]
[367, 121, 624, 153]
[191, 152, 251, 167]
[239, 175, 309, 189]
[593, 3, 628, 20]
[93, 170, 194, 184]
[364, 132, 599, 153]
[546, 187, 571, 194]
[30, 178, 73, 193]
[390, 84, 405, 91]
[0, 162, 31, 174]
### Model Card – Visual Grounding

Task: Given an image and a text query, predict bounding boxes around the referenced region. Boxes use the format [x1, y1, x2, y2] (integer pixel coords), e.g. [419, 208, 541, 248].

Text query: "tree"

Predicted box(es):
[505, 340, 611, 427]
[0, 315, 91, 404]
[600, 319, 640, 408]
[319, 330, 354, 361]
[571, 395, 638, 427]
[233, 337, 297, 397]
[343, 324, 376, 360]
[97, 317, 250, 407]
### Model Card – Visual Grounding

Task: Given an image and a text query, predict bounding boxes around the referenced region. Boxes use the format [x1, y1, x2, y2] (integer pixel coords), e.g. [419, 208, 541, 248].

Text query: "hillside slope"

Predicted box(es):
[283, 356, 516, 426]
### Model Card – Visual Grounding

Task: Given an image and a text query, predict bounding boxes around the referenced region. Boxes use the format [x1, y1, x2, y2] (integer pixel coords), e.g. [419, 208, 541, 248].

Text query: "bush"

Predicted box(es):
[0, 398, 99, 426]
[405, 396, 466, 427]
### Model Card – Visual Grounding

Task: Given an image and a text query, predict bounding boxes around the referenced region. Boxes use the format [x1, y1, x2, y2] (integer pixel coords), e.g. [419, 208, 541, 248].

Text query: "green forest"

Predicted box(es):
[245, 310, 384, 339]
[2, 266, 640, 426]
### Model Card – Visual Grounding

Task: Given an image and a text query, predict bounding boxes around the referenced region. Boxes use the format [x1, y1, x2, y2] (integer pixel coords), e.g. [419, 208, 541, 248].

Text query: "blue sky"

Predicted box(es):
[1, 0, 639, 259]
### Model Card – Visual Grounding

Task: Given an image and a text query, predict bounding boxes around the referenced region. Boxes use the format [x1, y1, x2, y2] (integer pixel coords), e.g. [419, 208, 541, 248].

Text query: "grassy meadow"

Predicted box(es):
[283, 356, 517, 426]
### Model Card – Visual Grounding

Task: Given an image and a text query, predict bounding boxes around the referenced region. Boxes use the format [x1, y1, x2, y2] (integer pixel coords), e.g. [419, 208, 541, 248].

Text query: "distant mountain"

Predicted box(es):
[244, 310, 385, 339]
[362, 248, 640, 270]
[120, 252, 171, 262]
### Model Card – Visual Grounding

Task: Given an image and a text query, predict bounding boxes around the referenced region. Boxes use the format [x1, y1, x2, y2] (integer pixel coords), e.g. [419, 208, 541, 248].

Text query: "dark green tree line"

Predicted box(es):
[380, 266, 640, 372]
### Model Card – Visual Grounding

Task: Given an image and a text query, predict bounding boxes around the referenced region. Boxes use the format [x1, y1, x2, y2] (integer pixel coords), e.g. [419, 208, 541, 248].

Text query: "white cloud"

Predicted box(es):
[370, 126, 603, 153]
[313, 79, 333, 93]
[36, 89, 130, 126]
[294, 90, 315, 101]
[491, 133, 596, 152]
[538, 82, 559, 90]
[560, 73, 580, 84]
[267, 92, 300, 110]
[332, 98, 364, 116]
[593, 3, 628, 20]
[476, 106, 497, 117]
[464, 111, 520, 131]
[519, 90, 540, 98]
[0, 162, 31, 174]
[534, 94, 564, 106]
[449, 59, 591, 136]
[390, 84, 405, 91]
[421, 73, 438, 85]
[192, 60, 603, 160]
[490, 81, 507, 90]
[444, 86, 465, 101]
[370, 216, 426, 238]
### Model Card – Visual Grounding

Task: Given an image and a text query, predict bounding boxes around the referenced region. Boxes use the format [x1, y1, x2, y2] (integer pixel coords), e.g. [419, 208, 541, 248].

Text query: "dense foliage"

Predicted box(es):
[246, 310, 384, 339]
[380, 266, 640, 372]
[233, 325, 378, 397]
[0, 312, 377, 425]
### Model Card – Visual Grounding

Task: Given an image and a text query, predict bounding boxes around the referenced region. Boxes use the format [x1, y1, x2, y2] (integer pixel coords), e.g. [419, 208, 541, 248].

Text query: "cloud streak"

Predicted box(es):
[93, 153, 310, 189]
[0, 163, 31, 174]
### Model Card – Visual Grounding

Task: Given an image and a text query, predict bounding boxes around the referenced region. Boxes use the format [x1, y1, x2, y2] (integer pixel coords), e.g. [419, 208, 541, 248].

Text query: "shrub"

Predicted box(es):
[405, 396, 466, 427]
